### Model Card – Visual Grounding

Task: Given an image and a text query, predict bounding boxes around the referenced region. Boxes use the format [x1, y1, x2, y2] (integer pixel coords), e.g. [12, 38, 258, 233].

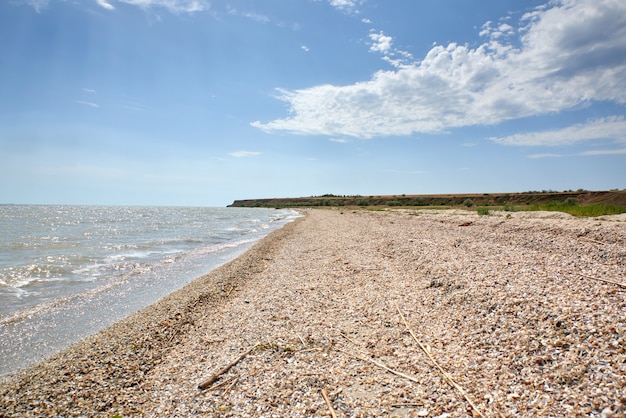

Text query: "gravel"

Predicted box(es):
[1, 208, 624, 417]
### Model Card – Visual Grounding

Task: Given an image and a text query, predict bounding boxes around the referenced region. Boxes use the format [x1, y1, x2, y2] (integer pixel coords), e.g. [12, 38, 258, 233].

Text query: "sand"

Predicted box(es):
[1, 208, 624, 417]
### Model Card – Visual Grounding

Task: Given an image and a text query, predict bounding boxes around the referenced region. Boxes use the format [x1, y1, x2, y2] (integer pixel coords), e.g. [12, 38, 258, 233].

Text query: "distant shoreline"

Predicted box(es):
[228, 189, 626, 209]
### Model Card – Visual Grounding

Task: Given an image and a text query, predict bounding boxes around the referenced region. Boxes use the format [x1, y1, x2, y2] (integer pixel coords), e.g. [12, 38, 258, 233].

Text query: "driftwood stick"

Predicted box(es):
[396, 306, 487, 418]
[337, 348, 420, 384]
[224, 376, 239, 392]
[225, 284, 236, 297]
[580, 274, 626, 289]
[203, 376, 236, 392]
[320, 388, 338, 418]
[579, 237, 607, 246]
[198, 344, 259, 390]
[297, 334, 308, 348]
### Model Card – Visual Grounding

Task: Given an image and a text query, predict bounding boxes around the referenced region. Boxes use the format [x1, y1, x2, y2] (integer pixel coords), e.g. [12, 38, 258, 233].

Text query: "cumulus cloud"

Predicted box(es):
[252, 0, 626, 141]
[369, 31, 393, 53]
[490, 116, 626, 146]
[479, 21, 515, 39]
[229, 151, 261, 158]
[329, 0, 358, 13]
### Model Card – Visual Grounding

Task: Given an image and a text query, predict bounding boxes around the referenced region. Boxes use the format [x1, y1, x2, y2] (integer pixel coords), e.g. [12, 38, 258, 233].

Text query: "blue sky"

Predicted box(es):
[1, 0, 624, 206]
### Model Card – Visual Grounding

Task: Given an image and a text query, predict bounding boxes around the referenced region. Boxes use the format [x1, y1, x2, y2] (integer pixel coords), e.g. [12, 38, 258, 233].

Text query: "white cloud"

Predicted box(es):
[75, 101, 100, 108]
[229, 151, 261, 158]
[528, 153, 566, 159]
[329, 0, 358, 13]
[253, 0, 626, 141]
[369, 31, 392, 53]
[243, 11, 270, 23]
[117, 0, 208, 13]
[24, 0, 208, 13]
[301, 45, 310, 52]
[96, 0, 115, 10]
[581, 147, 626, 156]
[528, 146, 626, 158]
[480, 21, 515, 39]
[23, 0, 49, 12]
[490, 116, 626, 146]
[82, 88, 96, 94]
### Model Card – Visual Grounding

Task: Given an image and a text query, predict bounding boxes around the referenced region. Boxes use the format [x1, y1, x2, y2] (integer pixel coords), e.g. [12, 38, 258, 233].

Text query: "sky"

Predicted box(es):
[1, 0, 625, 206]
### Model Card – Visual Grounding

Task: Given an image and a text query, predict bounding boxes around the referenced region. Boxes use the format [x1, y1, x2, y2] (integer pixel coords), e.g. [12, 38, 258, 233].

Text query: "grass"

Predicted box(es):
[527, 201, 626, 217]
[463, 198, 626, 217]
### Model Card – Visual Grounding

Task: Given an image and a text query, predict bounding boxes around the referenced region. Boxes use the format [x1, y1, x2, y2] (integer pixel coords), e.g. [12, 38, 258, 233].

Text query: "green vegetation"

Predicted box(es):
[528, 201, 626, 217]
[477, 207, 490, 216]
[229, 190, 626, 216]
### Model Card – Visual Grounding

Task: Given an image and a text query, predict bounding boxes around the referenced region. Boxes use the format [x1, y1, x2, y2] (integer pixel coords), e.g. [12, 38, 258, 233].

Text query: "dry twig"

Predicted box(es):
[320, 388, 338, 418]
[224, 376, 239, 393]
[579, 237, 607, 246]
[396, 306, 487, 418]
[198, 343, 259, 390]
[337, 348, 421, 384]
[202, 376, 237, 392]
[580, 274, 626, 289]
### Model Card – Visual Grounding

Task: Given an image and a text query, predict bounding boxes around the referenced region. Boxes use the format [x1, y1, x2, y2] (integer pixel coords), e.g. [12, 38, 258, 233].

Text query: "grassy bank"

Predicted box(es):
[229, 190, 626, 216]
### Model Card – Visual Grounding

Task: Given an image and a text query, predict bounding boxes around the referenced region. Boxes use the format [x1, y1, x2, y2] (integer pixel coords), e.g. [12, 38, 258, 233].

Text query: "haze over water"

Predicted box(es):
[0, 205, 298, 377]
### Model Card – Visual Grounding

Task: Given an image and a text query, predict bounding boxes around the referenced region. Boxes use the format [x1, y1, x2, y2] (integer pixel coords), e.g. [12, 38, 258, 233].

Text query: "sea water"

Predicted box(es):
[0, 205, 298, 377]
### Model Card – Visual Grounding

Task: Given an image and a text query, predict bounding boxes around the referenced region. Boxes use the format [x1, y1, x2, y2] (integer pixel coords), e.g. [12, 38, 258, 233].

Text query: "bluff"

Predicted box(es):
[229, 190, 626, 209]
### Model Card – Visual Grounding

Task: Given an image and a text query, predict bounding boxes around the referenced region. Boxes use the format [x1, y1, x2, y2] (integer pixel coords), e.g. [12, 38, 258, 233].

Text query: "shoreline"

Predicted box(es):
[0, 207, 299, 378]
[0, 213, 304, 413]
[1, 209, 624, 416]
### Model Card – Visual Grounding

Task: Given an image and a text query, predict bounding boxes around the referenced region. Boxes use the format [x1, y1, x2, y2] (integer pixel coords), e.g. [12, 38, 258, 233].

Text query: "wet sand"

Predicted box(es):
[1, 209, 625, 417]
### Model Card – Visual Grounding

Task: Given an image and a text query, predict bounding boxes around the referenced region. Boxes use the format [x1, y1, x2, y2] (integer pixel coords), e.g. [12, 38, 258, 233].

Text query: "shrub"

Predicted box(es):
[477, 207, 490, 216]
[463, 199, 474, 208]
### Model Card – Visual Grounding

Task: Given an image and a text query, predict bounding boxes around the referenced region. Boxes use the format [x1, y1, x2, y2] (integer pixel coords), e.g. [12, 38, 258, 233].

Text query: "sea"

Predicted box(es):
[0, 205, 299, 378]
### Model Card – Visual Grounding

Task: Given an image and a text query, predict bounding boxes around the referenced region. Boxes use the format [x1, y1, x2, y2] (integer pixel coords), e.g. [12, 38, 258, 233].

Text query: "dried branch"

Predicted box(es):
[580, 274, 626, 289]
[320, 388, 338, 418]
[579, 237, 607, 246]
[202, 376, 237, 392]
[396, 306, 487, 418]
[337, 348, 421, 384]
[198, 343, 259, 390]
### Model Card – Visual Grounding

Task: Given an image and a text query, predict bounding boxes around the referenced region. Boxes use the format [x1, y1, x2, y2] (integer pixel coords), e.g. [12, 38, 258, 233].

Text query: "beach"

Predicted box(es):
[1, 208, 624, 417]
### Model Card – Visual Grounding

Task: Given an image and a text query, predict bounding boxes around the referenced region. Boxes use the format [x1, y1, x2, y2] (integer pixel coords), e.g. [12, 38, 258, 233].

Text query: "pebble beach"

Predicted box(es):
[1, 208, 625, 417]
